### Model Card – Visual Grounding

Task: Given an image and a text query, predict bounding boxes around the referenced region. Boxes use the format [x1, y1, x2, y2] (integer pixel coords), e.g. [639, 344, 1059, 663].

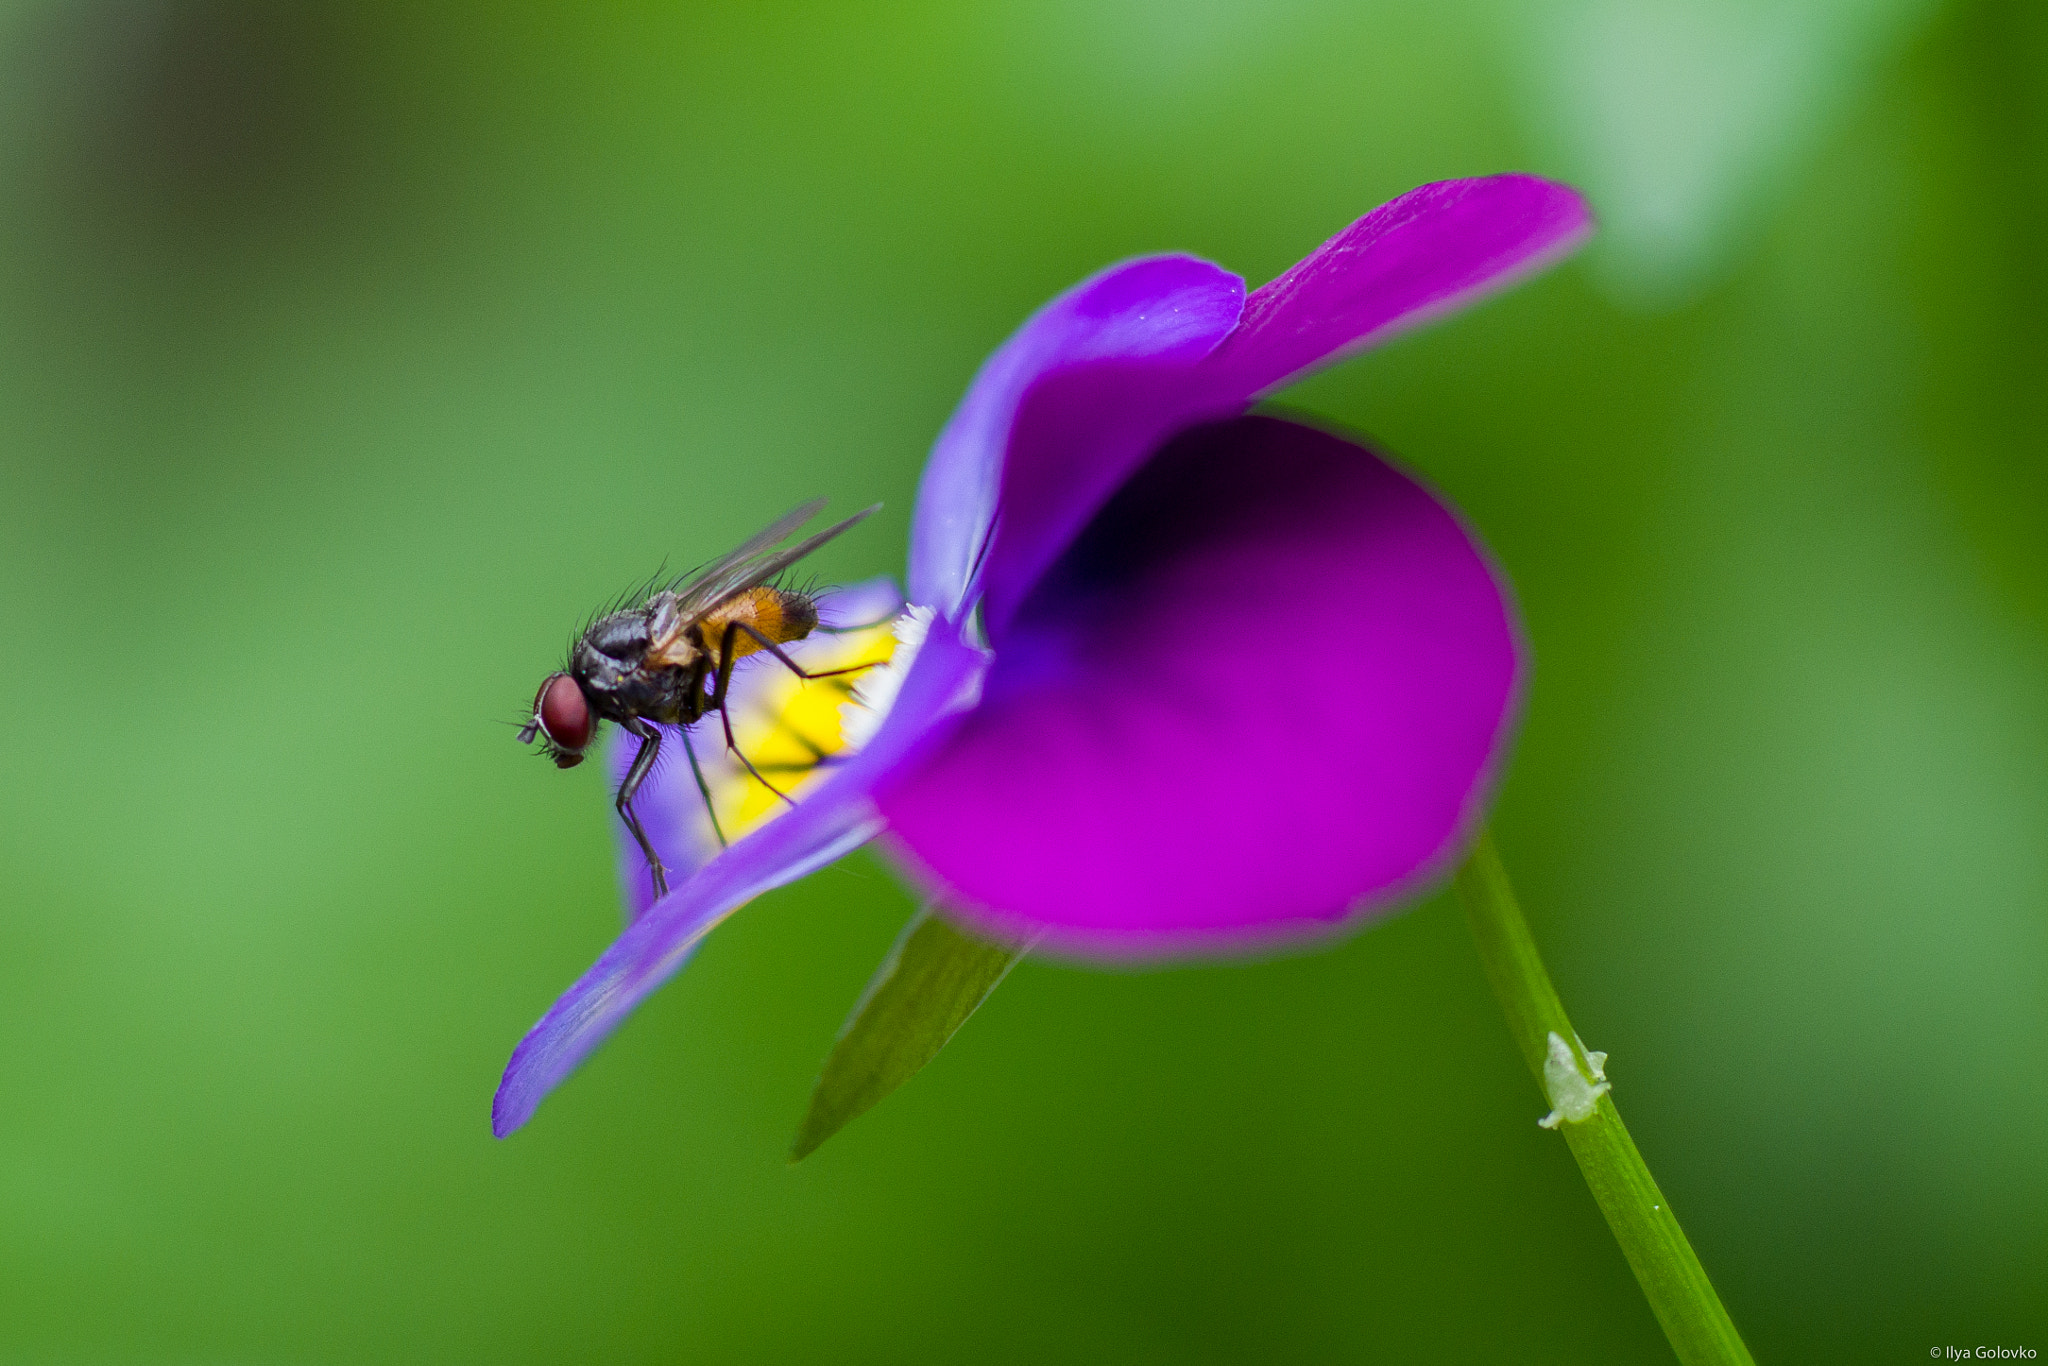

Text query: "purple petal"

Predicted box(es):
[815, 575, 908, 633]
[496, 790, 879, 1137]
[906, 256, 1244, 615]
[875, 415, 1521, 959]
[609, 578, 906, 920]
[494, 612, 989, 1137]
[971, 177, 1588, 639]
[1202, 175, 1593, 398]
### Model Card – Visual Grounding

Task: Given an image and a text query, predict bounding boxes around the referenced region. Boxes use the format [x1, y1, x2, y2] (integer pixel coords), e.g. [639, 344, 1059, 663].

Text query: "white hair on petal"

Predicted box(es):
[839, 606, 935, 750]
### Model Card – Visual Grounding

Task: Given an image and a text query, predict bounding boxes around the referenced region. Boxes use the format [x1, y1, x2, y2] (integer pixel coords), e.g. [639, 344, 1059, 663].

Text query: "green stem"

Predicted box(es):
[1453, 831, 1755, 1366]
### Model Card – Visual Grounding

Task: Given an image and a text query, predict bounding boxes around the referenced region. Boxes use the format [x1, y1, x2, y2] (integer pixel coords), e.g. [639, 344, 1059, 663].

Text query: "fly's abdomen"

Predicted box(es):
[710, 587, 818, 661]
[770, 588, 819, 641]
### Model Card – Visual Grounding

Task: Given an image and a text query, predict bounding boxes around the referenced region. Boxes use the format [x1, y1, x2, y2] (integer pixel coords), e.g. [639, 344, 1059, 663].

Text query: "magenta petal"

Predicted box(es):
[976, 359, 1236, 640]
[1203, 175, 1593, 398]
[973, 178, 1588, 639]
[493, 613, 989, 1136]
[875, 416, 1521, 958]
[906, 256, 1244, 615]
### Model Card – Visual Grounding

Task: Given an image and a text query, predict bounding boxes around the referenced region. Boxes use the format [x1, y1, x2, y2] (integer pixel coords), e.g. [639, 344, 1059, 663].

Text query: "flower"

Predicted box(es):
[493, 174, 1592, 1136]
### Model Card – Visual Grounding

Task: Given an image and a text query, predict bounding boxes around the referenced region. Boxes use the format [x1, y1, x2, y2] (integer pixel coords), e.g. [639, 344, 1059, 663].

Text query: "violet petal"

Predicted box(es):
[905, 256, 1244, 615]
[495, 613, 989, 1136]
[875, 415, 1521, 958]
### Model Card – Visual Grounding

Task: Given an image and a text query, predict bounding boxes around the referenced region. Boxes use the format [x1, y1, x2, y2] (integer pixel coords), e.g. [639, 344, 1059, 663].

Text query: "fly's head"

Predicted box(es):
[514, 610, 654, 768]
[518, 671, 594, 768]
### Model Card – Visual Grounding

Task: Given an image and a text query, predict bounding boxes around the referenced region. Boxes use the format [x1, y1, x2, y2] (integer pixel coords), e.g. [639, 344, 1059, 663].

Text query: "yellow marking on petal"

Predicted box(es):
[697, 621, 898, 843]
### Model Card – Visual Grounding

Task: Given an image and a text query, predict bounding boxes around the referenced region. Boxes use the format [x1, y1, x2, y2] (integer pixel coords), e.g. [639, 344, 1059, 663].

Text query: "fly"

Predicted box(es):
[517, 499, 883, 899]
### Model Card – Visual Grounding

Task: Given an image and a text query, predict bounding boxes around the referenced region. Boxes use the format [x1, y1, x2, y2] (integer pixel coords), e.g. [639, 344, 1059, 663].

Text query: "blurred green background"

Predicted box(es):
[0, 0, 2042, 1360]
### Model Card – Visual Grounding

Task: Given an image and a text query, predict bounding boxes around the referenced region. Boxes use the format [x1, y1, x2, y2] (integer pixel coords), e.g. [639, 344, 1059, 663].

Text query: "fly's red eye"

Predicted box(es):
[535, 673, 592, 766]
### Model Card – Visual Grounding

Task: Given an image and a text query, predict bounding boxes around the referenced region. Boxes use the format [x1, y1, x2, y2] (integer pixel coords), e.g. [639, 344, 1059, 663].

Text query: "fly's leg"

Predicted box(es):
[616, 717, 670, 899]
[709, 622, 798, 807]
[734, 622, 886, 684]
[813, 614, 898, 634]
[674, 654, 730, 848]
[677, 655, 711, 726]
[677, 723, 728, 849]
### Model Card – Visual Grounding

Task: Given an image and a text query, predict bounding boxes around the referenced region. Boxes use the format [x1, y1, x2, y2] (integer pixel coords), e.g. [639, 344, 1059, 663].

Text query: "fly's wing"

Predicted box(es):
[663, 497, 828, 612]
[648, 503, 881, 662]
[668, 502, 879, 621]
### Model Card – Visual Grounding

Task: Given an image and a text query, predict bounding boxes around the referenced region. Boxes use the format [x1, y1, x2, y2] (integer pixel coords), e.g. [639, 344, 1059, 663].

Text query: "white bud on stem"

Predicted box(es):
[1538, 1030, 1612, 1129]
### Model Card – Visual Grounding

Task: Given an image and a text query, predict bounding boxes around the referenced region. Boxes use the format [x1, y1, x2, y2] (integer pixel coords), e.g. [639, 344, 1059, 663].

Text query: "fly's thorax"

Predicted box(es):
[583, 610, 652, 661]
[570, 609, 673, 722]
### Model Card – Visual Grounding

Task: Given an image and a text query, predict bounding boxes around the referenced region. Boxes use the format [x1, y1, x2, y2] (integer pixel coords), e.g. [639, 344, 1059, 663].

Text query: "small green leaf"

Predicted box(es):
[790, 907, 1025, 1162]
